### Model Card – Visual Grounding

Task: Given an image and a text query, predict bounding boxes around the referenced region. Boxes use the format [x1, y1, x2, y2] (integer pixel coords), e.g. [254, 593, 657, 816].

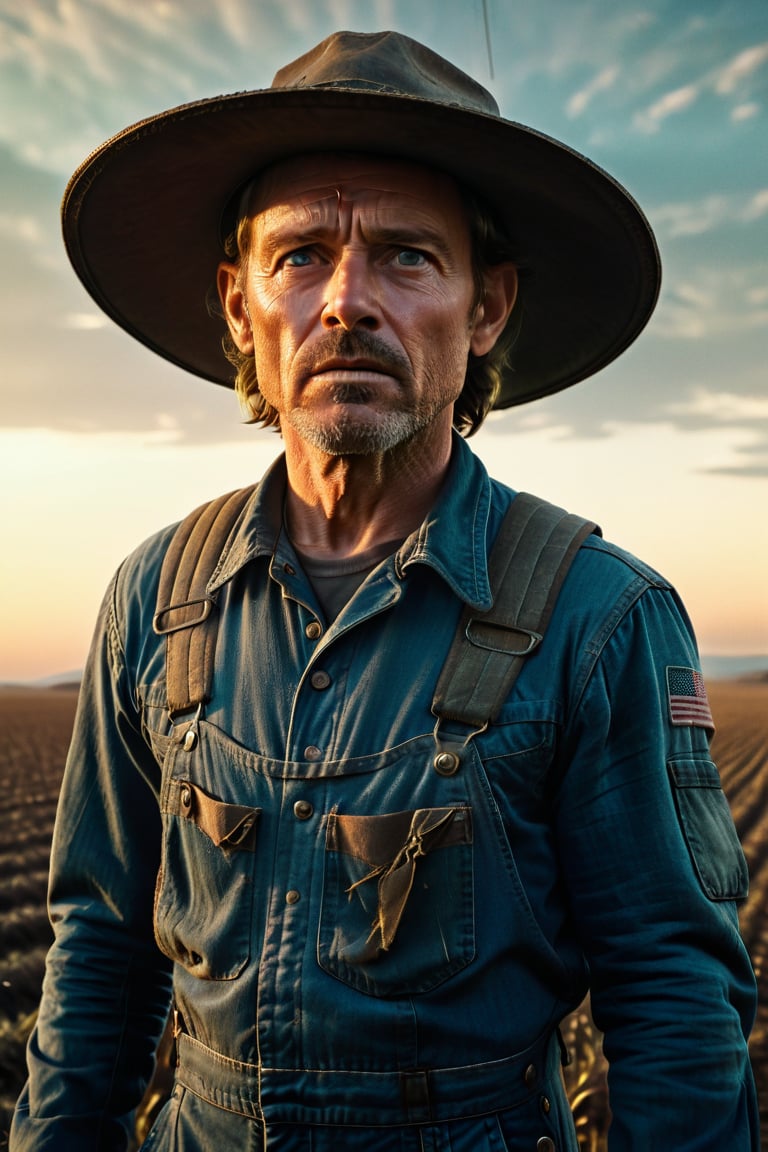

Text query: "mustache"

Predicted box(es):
[295, 330, 411, 380]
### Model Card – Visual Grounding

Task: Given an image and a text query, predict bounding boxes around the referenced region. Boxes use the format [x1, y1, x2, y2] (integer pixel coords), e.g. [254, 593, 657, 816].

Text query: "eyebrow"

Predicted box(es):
[367, 225, 456, 260]
[259, 219, 457, 263]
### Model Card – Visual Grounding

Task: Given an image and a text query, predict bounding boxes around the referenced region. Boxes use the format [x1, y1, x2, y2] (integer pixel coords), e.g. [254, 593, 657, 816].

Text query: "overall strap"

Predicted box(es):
[432, 493, 599, 729]
[153, 485, 256, 718]
[153, 485, 597, 726]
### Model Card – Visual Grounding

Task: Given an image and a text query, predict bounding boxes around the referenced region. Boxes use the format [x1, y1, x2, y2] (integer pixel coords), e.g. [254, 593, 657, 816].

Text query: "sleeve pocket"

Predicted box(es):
[668, 758, 749, 901]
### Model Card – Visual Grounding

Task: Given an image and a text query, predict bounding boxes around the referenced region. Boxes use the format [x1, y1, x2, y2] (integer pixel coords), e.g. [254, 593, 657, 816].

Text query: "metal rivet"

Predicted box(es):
[183, 729, 197, 751]
[540, 1095, 551, 1114]
[305, 621, 322, 640]
[433, 750, 460, 776]
[536, 1138, 556, 1152]
[180, 785, 192, 810]
[304, 746, 322, 761]
[286, 890, 301, 905]
[310, 670, 331, 690]
[293, 800, 314, 820]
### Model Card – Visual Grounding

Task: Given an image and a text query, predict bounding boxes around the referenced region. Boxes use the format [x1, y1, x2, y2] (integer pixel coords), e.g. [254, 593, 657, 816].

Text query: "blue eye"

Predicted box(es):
[396, 249, 426, 267]
[284, 249, 313, 267]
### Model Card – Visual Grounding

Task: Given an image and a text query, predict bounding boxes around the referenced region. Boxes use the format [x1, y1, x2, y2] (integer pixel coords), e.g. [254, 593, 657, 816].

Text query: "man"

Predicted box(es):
[12, 30, 758, 1152]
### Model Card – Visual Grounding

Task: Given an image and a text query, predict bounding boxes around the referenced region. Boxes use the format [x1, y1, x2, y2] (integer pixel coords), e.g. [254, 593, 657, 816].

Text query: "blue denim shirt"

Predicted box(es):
[12, 436, 758, 1151]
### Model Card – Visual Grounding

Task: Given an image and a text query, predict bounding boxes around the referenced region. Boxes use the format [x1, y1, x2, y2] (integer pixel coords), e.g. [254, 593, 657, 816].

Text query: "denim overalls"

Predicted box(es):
[12, 439, 758, 1151]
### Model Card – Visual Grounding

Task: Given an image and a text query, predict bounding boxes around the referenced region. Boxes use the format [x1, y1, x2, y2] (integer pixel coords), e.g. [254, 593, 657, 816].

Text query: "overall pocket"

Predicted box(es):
[318, 804, 474, 996]
[154, 776, 261, 979]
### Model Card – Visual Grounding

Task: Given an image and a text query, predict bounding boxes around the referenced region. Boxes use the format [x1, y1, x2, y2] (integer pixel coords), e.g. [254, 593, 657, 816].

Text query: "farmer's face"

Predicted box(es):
[218, 154, 505, 456]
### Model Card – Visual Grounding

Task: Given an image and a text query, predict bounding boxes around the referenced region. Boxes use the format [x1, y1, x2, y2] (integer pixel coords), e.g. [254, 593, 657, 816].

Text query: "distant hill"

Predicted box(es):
[36, 670, 83, 689]
[0, 671, 82, 691]
[701, 655, 768, 681]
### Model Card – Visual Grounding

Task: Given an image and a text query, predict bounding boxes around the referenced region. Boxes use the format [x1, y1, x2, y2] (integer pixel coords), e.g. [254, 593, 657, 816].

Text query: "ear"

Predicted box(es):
[470, 263, 518, 357]
[217, 261, 254, 354]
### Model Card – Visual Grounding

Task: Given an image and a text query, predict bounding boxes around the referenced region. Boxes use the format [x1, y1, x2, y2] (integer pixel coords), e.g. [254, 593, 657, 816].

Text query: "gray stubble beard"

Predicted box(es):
[285, 406, 430, 456]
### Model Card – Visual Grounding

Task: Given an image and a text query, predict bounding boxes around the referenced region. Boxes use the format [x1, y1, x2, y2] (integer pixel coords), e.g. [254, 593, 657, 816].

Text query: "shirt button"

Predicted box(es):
[293, 800, 314, 820]
[305, 621, 323, 640]
[310, 670, 331, 690]
[524, 1063, 538, 1087]
[536, 1139, 556, 1152]
[304, 745, 322, 761]
[285, 890, 301, 905]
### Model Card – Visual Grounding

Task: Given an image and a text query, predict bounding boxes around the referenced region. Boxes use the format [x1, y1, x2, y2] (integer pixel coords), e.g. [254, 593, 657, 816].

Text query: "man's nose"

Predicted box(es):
[321, 251, 380, 331]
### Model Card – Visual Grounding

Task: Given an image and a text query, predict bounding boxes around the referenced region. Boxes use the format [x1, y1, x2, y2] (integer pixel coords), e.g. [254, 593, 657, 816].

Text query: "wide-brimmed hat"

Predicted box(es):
[61, 29, 661, 409]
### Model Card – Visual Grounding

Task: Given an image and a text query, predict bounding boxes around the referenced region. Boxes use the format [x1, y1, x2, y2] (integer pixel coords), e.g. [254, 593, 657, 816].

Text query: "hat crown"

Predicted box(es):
[271, 30, 500, 117]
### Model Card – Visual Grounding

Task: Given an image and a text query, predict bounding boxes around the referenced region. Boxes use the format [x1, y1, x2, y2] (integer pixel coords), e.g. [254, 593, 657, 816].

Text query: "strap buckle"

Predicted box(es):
[464, 620, 543, 656]
[153, 596, 215, 636]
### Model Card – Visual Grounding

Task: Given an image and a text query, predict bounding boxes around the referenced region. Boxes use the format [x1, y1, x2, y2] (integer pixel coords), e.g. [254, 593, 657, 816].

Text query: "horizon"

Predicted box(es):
[4, 653, 768, 691]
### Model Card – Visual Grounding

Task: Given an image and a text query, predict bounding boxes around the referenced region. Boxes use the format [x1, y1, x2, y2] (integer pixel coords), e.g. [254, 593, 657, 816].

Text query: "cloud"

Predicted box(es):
[706, 463, 768, 478]
[743, 188, 768, 221]
[651, 194, 731, 237]
[746, 285, 768, 306]
[654, 265, 768, 341]
[698, 426, 768, 478]
[633, 38, 768, 135]
[665, 390, 768, 422]
[0, 0, 282, 179]
[650, 189, 768, 237]
[634, 82, 699, 132]
[714, 42, 768, 95]
[566, 65, 619, 118]
[732, 102, 760, 122]
[0, 211, 45, 247]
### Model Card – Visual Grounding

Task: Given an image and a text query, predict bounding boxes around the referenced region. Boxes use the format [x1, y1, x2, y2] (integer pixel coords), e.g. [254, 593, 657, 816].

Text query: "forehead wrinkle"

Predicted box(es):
[255, 191, 468, 256]
[251, 162, 463, 220]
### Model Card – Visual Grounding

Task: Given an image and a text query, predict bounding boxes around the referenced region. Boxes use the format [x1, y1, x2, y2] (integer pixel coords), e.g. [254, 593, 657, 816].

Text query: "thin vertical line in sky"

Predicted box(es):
[482, 0, 495, 79]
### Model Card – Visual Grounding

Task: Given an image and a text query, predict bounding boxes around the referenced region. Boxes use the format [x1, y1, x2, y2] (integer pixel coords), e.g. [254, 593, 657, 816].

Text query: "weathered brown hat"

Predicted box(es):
[61, 29, 661, 408]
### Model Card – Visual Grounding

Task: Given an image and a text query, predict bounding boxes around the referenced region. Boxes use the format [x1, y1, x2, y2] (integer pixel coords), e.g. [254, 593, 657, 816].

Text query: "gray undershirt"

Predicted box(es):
[292, 537, 404, 622]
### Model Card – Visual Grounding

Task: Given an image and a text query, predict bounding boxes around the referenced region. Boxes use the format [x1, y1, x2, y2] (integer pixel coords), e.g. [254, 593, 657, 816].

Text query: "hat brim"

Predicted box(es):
[62, 87, 661, 408]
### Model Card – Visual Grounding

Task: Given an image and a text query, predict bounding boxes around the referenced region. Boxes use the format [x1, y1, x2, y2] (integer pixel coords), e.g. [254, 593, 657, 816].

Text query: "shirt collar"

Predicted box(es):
[209, 433, 494, 610]
[395, 434, 493, 609]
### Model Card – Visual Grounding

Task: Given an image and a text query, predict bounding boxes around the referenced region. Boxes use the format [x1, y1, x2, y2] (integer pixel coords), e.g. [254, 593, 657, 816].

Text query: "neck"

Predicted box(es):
[281, 416, 454, 559]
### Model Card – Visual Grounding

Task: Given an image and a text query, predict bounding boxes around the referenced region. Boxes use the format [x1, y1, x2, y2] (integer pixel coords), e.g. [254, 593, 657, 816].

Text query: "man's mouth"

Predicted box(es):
[313, 357, 394, 375]
[296, 331, 411, 398]
[309, 359, 399, 401]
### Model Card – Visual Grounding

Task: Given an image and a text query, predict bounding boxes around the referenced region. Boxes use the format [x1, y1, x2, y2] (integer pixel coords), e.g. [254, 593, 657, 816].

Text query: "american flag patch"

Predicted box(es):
[666, 666, 714, 729]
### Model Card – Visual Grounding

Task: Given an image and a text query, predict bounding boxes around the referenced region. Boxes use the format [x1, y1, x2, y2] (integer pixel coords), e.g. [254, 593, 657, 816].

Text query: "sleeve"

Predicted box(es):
[10, 566, 174, 1152]
[556, 584, 760, 1151]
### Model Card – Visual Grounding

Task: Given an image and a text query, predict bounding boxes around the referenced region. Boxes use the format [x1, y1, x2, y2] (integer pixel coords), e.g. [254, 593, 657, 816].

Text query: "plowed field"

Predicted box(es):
[1, 681, 766, 1149]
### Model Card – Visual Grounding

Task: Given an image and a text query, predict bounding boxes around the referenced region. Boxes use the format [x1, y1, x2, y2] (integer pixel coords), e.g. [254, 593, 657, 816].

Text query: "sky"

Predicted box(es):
[1, 0, 767, 681]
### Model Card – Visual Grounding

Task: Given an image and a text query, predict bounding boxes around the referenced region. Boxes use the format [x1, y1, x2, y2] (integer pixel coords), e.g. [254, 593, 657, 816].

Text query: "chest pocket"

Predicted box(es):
[154, 773, 261, 980]
[318, 805, 474, 996]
